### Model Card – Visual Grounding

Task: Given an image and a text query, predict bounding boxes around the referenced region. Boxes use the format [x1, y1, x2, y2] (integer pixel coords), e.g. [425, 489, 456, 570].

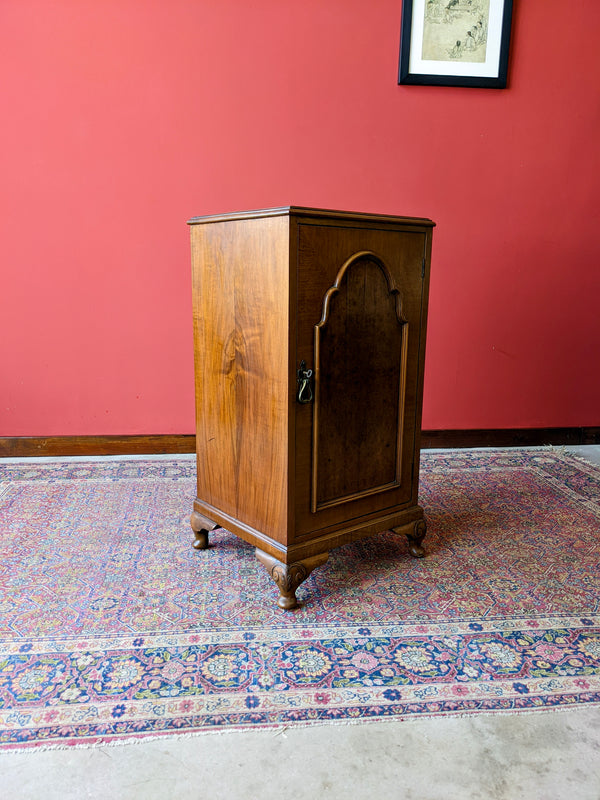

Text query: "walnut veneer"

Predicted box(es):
[188, 206, 434, 609]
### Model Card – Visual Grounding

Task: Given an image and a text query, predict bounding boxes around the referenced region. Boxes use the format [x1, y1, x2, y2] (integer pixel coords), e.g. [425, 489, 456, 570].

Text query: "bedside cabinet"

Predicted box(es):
[188, 206, 434, 609]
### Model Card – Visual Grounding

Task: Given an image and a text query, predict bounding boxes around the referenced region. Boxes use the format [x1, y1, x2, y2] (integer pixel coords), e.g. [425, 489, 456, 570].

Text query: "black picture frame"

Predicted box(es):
[398, 0, 513, 88]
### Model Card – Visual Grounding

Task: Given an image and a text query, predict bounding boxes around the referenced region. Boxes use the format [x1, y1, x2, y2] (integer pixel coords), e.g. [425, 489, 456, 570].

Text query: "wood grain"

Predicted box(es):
[293, 220, 429, 537]
[190, 215, 290, 543]
[0, 435, 196, 458]
[312, 253, 407, 511]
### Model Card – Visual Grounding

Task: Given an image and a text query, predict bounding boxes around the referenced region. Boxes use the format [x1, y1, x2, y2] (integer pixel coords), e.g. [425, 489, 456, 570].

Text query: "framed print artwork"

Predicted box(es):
[398, 0, 513, 88]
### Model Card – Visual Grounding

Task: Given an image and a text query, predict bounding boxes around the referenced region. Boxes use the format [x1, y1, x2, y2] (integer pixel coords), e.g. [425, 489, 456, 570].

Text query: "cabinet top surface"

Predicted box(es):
[187, 206, 435, 228]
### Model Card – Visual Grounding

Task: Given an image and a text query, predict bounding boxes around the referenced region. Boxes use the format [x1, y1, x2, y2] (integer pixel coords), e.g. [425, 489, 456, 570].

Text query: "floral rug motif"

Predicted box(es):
[0, 449, 599, 749]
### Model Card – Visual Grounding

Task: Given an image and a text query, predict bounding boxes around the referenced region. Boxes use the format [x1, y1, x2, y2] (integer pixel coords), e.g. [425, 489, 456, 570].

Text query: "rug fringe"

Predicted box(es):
[6, 702, 600, 753]
[558, 449, 600, 468]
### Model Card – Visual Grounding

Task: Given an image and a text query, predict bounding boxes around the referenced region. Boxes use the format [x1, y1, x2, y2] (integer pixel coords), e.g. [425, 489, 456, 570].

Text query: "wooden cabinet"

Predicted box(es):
[188, 207, 434, 609]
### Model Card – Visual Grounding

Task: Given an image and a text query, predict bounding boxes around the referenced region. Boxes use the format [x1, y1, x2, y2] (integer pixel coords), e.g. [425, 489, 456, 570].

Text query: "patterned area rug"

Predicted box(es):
[1, 449, 599, 749]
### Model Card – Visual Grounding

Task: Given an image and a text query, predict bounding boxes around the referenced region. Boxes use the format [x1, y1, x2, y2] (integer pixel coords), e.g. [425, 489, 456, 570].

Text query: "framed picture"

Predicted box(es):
[398, 0, 513, 88]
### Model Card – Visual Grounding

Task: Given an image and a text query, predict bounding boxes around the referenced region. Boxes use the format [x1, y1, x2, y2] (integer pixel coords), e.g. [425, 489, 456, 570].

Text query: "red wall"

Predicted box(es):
[1, 0, 599, 436]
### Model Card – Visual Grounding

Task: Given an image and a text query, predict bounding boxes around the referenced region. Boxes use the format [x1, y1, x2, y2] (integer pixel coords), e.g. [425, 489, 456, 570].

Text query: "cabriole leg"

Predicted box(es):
[190, 508, 219, 551]
[256, 549, 329, 610]
[393, 519, 427, 558]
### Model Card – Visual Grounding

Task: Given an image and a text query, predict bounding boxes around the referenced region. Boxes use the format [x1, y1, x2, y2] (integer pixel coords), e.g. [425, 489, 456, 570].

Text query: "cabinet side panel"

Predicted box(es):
[190, 216, 289, 543]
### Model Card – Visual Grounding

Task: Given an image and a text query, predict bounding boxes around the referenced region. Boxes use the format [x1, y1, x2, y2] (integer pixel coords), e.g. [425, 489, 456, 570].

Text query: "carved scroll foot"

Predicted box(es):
[405, 519, 427, 558]
[190, 509, 219, 551]
[393, 519, 427, 558]
[256, 549, 329, 610]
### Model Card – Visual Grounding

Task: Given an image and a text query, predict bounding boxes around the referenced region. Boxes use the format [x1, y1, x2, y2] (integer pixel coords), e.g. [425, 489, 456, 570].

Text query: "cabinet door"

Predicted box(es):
[294, 221, 428, 538]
